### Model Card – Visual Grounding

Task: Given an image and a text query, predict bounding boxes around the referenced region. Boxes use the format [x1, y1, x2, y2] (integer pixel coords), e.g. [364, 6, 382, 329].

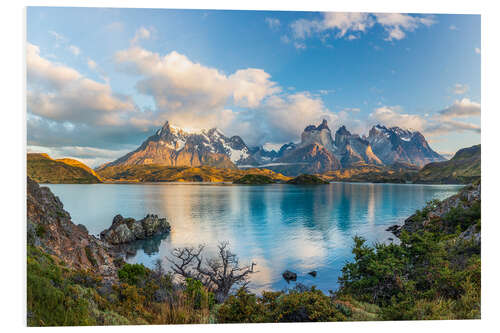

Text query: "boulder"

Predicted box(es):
[282, 270, 297, 282]
[100, 214, 171, 244]
[308, 271, 317, 277]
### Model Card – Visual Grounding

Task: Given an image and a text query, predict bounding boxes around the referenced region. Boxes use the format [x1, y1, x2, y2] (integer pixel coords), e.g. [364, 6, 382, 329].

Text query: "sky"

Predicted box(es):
[26, 7, 481, 166]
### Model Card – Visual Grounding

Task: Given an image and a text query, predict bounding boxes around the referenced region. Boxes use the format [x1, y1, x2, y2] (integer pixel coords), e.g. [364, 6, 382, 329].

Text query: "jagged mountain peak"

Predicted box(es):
[335, 125, 351, 136]
[156, 121, 225, 138]
[305, 119, 330, 132]
[103, 121, 251, 169]
[367, 124, 444, 167]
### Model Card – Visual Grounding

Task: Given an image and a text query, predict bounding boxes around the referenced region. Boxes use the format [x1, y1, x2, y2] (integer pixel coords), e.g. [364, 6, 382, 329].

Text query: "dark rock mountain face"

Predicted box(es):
[98, 120, 444, 176]
[333, 126, 383, 167]
[367, 125, 445, 167]
[255, 120, 442, 175]
[274, 119, 341, 174]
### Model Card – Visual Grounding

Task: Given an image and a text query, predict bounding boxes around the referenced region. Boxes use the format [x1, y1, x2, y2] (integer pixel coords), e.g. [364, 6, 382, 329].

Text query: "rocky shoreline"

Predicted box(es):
[387, 181, 481, 243]
[27, 176, 173, 284]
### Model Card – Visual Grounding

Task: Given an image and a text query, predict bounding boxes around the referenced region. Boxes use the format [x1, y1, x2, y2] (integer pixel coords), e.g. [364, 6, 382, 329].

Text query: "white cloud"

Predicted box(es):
[280, 35, 291, 44]
[27, 43, 80, 89]
[370, 106, 427, 131]
[475, 47, 481, 54]
[27, 42, 136, 128]
[452, 83, 469, 95]
[322, 12, 374, 38]
[265, 17, 281, 30]
[229, 69, 281, 108]
[289, 12, 436, 44]
[87, 58, 97, 70]
[114, 45, 280, 131]
[439, 98, 481, 118]
[293, 42, 306, 50]
[291, 12, 373, 39]
[370, 100, 481, 137]
[68, 45, 80, 56]
[449, 25, 458, 31]
[49, 30, 67, 43]
[374, 13, 435, 41]
[131, 26, 152, 45]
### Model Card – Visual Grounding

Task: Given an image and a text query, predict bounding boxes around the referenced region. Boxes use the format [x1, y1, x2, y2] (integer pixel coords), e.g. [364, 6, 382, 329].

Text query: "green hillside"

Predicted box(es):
[27, 153, 102, 184]
[416, 144, 480, 184]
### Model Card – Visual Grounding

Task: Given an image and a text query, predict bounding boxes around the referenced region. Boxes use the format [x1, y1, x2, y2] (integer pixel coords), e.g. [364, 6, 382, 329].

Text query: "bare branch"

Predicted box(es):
[167, 241, 256, 302]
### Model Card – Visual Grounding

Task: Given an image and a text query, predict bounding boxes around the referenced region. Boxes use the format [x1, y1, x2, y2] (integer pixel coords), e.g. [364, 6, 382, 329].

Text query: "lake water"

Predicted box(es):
[45, 182, 462, 293]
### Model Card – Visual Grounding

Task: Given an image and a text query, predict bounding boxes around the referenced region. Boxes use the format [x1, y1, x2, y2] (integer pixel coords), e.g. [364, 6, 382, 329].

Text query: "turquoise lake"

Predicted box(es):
[45, 182, 463, 293]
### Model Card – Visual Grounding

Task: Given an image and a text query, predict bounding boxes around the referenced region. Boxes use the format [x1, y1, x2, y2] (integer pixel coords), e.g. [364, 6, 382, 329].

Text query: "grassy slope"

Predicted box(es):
[417, 144, 480, 184]
[321, 165, 417, 183]
[98, 164, 291, 183]
[320, 145, 480, 184]
[233, 174, 276, 184]
[27, 153, 102, 184]
[287, 174, 329, 184]
[56, 158, 103, 181]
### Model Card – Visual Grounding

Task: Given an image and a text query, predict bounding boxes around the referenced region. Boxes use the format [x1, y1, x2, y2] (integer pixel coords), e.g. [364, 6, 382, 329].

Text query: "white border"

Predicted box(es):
[2, 0, 499, 332]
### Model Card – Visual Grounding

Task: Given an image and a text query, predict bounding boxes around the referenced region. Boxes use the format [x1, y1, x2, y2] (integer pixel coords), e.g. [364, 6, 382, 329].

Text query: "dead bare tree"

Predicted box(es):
[167, 241, 256, 302]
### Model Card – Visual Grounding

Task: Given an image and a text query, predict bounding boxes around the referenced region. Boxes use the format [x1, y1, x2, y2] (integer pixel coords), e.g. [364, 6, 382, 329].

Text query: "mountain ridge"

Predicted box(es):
[98, 119, 445, 176]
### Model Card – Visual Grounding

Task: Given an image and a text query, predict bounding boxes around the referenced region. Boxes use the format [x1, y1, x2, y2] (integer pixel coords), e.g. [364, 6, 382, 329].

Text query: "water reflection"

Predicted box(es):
[46, 182, 463, 293]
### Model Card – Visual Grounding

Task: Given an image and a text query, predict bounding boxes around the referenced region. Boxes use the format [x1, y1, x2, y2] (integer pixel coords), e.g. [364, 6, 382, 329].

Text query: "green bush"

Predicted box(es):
[442, 201, 481, 231]
[269, 287, 345, 322]
[217, 286, 349, 323]
[184, 278, 214, 310]
[338, 209, 481, 321]
[216, 288, 268, 323]
[117, 263, 148, 286]
[27, 246, 96, 326]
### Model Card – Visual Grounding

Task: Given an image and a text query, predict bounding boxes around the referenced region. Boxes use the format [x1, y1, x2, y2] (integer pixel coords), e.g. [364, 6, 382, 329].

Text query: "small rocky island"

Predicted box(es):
[233, 174, 277, 184]
[100, 214, 171, 244]
[286, 174, 329, 185]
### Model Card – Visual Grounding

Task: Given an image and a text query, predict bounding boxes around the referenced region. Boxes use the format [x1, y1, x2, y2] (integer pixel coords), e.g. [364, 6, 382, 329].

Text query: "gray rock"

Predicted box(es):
[459, 223, 481, 244]
[282, 270, 297, 282]
[100, 214, 171, 244]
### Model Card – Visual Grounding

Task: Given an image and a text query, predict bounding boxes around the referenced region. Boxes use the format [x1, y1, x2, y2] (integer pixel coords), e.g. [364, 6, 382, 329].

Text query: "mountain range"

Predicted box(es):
[98, 119, 445, 176]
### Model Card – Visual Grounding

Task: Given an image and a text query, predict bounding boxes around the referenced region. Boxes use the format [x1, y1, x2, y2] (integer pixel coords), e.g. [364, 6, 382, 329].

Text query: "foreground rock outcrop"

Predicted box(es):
[27, 177, 116, 281]
[100, 214, 171, 244]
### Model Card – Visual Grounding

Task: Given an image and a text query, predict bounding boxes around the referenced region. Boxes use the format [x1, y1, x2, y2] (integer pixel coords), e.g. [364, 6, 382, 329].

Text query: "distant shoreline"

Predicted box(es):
[41, 180, 468, 186]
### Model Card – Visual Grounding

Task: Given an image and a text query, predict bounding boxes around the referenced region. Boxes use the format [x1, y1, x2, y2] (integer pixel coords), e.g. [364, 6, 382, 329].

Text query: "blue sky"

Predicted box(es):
[27, 7, 481, 166]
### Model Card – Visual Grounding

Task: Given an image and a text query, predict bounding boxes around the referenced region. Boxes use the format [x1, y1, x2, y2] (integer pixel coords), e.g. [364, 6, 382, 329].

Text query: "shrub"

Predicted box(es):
[117, 263, 148, 286]
[270, 287, 344, 322]
[184, 278, 214, 310]
[216, 287, 268, 323]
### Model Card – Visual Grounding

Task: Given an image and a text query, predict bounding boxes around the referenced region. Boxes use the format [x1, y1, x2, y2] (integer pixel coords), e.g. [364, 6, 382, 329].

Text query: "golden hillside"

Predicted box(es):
[27, 153, 102, 184]
[98, 164, 291, 183]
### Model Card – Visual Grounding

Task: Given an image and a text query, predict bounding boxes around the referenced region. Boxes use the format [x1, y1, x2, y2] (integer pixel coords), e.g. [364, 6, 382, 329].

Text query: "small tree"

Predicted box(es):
[167, 241, 256, 303]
